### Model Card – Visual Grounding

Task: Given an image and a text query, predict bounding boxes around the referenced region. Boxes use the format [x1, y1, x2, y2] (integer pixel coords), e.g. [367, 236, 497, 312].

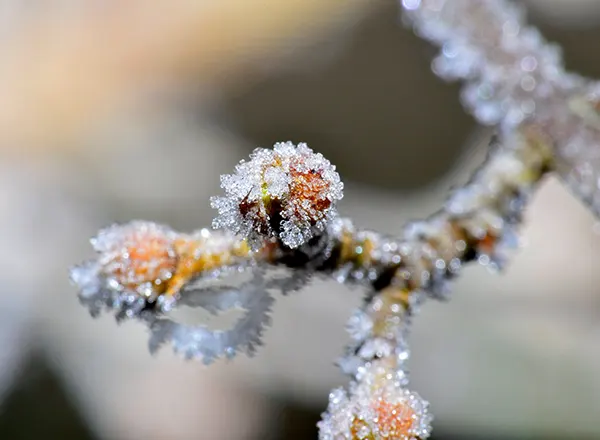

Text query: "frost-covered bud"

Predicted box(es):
[71, 221, 256, 318]
[211, 141, 344, 250]
[70, 221, 178, 318]
[319, 362, 432, 440]
[93, 221, 177, 296]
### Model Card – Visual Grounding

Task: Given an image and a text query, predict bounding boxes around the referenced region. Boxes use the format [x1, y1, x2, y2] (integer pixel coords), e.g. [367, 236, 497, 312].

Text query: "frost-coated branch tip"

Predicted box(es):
[70, 222, 253, 319]
[319, 360, 433, 440]
[211, 141, 343, 250]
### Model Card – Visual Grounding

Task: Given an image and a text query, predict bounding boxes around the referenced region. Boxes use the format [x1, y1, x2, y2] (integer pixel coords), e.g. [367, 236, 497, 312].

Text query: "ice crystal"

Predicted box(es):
[211, 141, 343, 250]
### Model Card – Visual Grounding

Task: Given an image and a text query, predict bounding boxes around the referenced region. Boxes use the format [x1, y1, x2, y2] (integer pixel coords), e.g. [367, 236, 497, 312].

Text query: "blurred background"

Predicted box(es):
[1, 0, 600, 439]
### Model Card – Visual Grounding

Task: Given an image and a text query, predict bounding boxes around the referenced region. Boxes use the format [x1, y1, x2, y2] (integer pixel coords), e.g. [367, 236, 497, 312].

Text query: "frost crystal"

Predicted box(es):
[211, 141, 343, 250]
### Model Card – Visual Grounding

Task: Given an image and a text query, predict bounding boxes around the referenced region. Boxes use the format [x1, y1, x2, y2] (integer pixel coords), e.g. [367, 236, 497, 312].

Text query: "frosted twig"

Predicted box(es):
[70, 2, 600, 439]
[402, 0, 600, 217]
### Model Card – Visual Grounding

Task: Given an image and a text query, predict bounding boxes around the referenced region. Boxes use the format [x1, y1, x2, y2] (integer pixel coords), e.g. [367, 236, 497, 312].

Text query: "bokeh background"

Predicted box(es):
[1, 1, 600, 439]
